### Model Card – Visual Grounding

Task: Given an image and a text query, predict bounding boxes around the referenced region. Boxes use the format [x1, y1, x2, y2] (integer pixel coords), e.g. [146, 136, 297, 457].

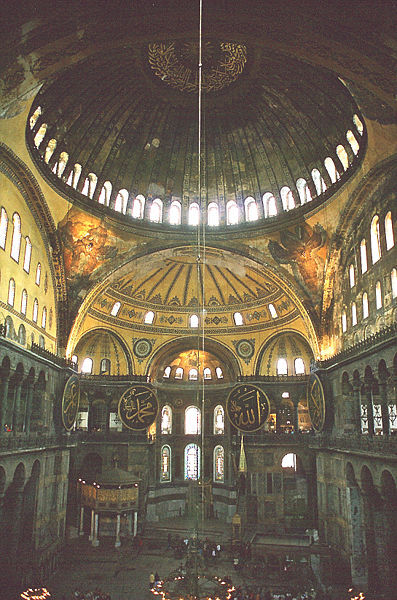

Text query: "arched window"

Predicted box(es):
[189, 202, 200, 226]
[30, 106, 41, 129]
[294, 358, 305, 375]
[163, 366, 171, 378]
[296, 179, 312, 204]
[32, 298, 39, 322]
[213, 445, 224, 483]
[144, 310, 155, 324]
[216, 367, 223, 379]
[100, 358, 111, 374]
[115, 189, 128, 214]
[268, 303, 278, 318]
[161, 405, 172, 434]
[35, 263, 41, 286]
[233, 312, 243, 325]
[23, 237, 32, 273]
[375, 281, 382, 309]
[8, 278, 15, 306]
[214, 405, 224, 434]
[185, 443, 200, 480]
[110, 301, 121, 316]
[190, 314, 199, 328]
[370, 215, 381, 264]
[391, 268, 397, 299]
[277, 358, 288, 375]
[81, 357, 93, 374]
[353, 114, 364, 135]
[385, 211, 394, 250]
[341, 309, 347, 332]
[226, 200, 239, 225]
[263, 192, 278, 218]
[311, 169, 326, 195]
[67, 164, 82, 189]
[169, 200, 182, 225]
[282, 453, 297, 470]
[38, 335, 45, 349]
[362, 292, 369, 319]
[161, 445, 171, 482]
[44, 138, 57, 164]
[324, 157, 339, 183]
[280, 186, 295, 211]
[175, 367, 184, 379]
[351, 302, 357, 326]
[21, 289, 28, 315]
[349, 264, 355, 288]
[98, 181, 112, 206]
[34, 123, 47, 148]
[360, 239, 368, 273]
[81, 178, 89, 196]
[189, 368, 198, 381]
[207, 202, 219, 226]
[245, 196, 258, 221]
[185, 406, 201, 435]
[18, 324, 26, 345]
[132, 195, 145, 219]
[346, 130, 359, 155]
[11, 213, 21, 262]
[57, 151, 69, 177]
[41, 306, 47, 329]
[150, 198, 163, 222]
[336, 145, 349, 171]
[0, 207, 8, 249]
[203, 367, 212, 380]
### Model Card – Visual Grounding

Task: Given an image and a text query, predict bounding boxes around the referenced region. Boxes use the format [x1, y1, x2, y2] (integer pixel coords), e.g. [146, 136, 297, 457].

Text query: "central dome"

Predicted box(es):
[28, 40, 365, 229]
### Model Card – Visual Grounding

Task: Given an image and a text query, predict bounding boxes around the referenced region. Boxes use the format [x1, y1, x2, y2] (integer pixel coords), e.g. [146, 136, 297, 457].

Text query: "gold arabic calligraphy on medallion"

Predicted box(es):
[118, 385, 158, 431]
[307, 373, 326, 431]
[226, 384, 270, 432]
[62, 374, 80, 431]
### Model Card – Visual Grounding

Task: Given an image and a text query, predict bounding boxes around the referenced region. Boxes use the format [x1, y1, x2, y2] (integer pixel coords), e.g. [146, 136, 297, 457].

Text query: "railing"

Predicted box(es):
[310, 433, 397, 454]
[74, 430, 150, 443]
[237, 374, 308, 383]
[0, 432, 76, 453]
[318, 322, 397, 368]
[30, 343, 76, 369]
[79, 374, 150, 382]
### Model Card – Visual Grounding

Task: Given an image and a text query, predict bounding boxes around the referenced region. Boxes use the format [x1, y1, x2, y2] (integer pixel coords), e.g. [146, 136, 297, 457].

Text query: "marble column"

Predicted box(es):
[24, 380, 34, 434]
[115, 513, 121, 547]
[352, 381, 362, 432]
[292, 401, 299, 433]
[0, 375, 9, 434]
[89, 508, 95, 541]
[133, 511, 138, 537]
[379, 379, 390, 435]
[12, 380, 22, 434]
[92, 513, 99, 547]
[79, 506, 84, 536]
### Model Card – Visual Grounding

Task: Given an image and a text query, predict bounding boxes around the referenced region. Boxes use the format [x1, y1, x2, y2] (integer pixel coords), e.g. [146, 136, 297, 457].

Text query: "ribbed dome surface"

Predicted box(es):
[28, 39, 364, 227]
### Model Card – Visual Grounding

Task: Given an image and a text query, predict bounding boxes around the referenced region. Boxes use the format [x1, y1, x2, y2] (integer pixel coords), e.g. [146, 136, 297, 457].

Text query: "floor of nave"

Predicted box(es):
[43, 527, 360, 600]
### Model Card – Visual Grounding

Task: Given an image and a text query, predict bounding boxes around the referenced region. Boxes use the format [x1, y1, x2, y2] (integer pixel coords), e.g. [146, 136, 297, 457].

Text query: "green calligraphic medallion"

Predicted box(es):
[62, 374, 80, 431]
[226, 384, 270, 432]
[307, 372, 326, 431]
[118, 385, 158, 431]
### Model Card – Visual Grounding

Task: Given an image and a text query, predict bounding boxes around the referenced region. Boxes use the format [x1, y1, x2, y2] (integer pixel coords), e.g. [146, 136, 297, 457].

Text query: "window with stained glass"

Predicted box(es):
[161, 405, 172, 434]
[184, 443, 200, 480]
[213, 445, 224, 482]
[161, 445, 171, 482]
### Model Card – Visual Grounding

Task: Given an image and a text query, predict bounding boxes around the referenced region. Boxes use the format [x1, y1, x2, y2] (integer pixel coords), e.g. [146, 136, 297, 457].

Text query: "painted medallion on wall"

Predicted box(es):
[61, 374, 80, 431]
[118, 385, 158, 430]
[226, 384, 270, 432]
[133, 338, 153, 359]
[307, 372, 326, 431]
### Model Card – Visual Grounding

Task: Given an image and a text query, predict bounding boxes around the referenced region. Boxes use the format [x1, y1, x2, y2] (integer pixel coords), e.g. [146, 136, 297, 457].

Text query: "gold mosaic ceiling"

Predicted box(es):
[109, 248, 282, 310]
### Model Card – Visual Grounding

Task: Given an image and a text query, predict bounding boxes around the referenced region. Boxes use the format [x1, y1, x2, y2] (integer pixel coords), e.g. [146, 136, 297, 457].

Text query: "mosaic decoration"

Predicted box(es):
[307, 372, 326, 431]
[118, 385, 158, 430]
[133, 338, 153, 359]
[226, 384, 270, 432]
[233, 338, 255, 363]
[148, 41, 247, 93]
[61, 374, 80, 431]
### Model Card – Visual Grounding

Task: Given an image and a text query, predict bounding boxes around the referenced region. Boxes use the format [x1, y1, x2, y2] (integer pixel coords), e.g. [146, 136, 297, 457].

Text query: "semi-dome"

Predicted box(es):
[27, 39, 365, 230]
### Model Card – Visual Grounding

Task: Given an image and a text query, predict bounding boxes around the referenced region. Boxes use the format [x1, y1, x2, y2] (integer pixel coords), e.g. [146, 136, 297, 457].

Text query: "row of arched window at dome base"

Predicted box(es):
[30, 106, 364, 227]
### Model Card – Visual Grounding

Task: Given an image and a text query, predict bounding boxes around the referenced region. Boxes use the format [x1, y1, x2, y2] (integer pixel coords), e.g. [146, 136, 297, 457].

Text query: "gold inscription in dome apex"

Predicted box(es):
[148, 41, 247, 93]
